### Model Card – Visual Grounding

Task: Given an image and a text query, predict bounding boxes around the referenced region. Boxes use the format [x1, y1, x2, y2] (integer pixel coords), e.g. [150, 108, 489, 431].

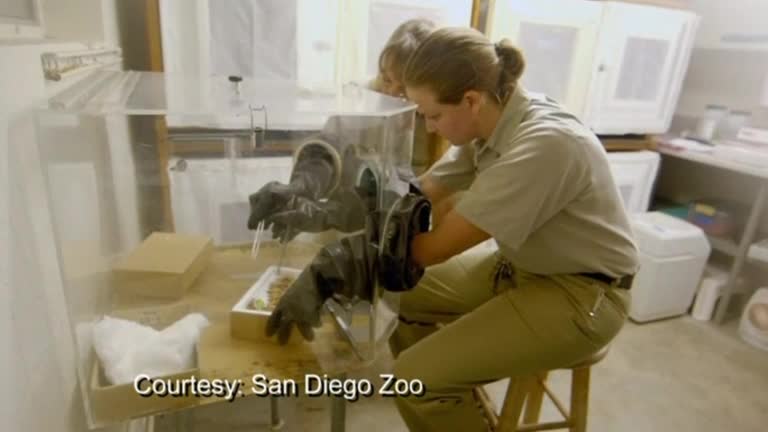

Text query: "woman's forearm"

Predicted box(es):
[431, 194, 459, 228]
[411, 209, 491, 268]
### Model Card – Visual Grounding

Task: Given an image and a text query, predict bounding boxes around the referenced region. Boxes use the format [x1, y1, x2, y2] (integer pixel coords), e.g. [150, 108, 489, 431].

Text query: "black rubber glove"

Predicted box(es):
[378, 192, 431, 291]
[267, 186, 368, 241]
[247, 145, 337, 231]
[265, 233, 377, 344]
[247, 181, 302, 230]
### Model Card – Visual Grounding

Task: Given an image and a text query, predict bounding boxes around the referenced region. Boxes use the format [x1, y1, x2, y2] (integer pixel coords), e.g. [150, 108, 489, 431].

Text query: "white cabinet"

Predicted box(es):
[486, 0, 698, 135]
[486, 0, 603, 118]
[584, 2, 698, 134]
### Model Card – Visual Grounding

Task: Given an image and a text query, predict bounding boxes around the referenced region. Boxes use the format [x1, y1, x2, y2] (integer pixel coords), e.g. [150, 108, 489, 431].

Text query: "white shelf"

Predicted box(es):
[657, 144, 768, 179]
[707, 234, 738, 257]
[748, 239, 768, 264]
[655, 141, 768, 323]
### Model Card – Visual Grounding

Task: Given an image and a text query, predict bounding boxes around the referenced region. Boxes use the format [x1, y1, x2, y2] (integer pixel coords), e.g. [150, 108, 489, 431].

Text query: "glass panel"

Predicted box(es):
[364, 0, 472, 78]
[12, 72, 416, 428]
[209, 0, 256, 78]
[296, 0, 338, 90]
[46, 71, 413, 119]
[366, 1, 442, 77]
[615, 37, 669, 102]
[518, 22, 577, 104]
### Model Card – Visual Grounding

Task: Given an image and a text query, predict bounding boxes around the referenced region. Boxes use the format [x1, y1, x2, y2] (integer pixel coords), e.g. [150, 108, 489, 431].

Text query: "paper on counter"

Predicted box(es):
[659, 138, 714, 153]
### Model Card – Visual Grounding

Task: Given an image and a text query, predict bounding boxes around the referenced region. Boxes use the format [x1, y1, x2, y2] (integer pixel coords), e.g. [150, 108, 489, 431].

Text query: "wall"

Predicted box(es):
[675, 0, 768, 119]
[688, 0, 768, 52]
[675, 48, 768, 118]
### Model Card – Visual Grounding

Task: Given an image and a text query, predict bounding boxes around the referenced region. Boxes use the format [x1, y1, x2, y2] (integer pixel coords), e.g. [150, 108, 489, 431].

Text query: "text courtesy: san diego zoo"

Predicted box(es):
[133, 373, 425, 402]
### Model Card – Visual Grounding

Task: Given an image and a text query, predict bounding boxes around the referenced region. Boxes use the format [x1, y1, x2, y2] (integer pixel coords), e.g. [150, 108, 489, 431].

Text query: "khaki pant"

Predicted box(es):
[389, 246, 630, 432]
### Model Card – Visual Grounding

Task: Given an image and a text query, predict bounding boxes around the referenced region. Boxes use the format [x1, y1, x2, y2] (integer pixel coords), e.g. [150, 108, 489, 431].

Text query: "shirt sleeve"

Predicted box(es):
[425, 144, 476, 191]
[454, 132, 589, 250]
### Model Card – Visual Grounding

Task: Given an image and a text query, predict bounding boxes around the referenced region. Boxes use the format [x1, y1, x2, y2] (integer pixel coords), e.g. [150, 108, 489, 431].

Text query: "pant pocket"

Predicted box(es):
[570, 286, 627, 348]
[570, 280, 627, 347]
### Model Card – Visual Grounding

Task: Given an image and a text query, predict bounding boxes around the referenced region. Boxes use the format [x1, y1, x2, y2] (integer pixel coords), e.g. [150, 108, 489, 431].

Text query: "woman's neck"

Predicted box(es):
[476, 98, 504, 140]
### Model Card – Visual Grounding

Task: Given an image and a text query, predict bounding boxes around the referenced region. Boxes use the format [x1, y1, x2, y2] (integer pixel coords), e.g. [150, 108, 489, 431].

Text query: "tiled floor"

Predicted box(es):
[155, 316, 768, 432]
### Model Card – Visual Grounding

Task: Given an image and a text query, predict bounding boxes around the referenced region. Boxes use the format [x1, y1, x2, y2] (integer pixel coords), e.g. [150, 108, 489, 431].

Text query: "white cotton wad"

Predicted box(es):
[92, 313, 210, 385]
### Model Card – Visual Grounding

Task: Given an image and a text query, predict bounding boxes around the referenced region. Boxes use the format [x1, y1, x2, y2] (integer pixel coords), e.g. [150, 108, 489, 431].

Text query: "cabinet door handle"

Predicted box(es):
[597, 64, 607, 72]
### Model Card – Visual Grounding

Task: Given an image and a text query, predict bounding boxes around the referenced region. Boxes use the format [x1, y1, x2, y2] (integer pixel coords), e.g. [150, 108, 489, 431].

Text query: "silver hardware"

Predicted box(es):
[170, 159, 188, 172]
[41, 48, 123, 81]
[249, 104, 269, 152]
[588, 285, 606, 318]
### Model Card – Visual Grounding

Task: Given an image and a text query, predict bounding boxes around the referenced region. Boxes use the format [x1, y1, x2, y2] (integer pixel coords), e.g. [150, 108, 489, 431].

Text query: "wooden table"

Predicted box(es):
[107, 240, 388, 431]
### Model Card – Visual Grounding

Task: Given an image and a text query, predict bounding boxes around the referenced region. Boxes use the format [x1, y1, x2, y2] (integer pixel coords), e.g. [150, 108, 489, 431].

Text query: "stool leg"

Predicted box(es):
[569, 367, 591, 432]
[497, 376, 536, 432]
[522, 372, 548, 424]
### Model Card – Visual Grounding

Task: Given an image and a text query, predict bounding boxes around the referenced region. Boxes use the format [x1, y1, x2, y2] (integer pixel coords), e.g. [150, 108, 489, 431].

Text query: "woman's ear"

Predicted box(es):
[464, 90, 483, 115]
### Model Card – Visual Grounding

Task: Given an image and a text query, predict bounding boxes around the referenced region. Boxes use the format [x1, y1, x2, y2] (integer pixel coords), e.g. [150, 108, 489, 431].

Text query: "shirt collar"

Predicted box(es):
[475, 85, 530, 154]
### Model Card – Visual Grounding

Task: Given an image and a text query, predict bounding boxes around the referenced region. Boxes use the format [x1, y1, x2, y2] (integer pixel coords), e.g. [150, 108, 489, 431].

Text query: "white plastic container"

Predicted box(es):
[605, 151, 660, 214]
[629, 212, 711, 322]
[739, 288, 768, 351]
[717, 110, 751, 140]
[695, 104, 728, 141]
[691, 265, 729, 321]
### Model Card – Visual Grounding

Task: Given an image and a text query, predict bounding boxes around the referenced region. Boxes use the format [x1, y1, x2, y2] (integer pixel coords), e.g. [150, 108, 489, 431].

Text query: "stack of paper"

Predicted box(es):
[658, 137, 714, 153]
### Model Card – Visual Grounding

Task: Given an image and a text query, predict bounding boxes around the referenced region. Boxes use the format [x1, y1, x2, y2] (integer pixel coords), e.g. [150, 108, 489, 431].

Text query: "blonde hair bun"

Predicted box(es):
[494, 39, 525, 84]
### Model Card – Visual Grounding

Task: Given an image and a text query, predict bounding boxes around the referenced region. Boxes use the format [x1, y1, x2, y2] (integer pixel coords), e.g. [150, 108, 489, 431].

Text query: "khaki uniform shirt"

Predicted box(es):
[428, 87, 638, 277]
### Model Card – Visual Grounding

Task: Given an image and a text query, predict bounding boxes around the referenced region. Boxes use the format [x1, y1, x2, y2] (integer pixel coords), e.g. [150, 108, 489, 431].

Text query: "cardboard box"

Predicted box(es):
[113, 232, 213, 298]
[89, 303, 201, 425]
[89, 351, 199, 425]
[230, 265, 303, 344]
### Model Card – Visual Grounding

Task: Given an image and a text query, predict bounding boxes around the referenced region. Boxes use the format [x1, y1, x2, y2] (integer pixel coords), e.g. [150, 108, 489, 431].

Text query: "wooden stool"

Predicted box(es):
[474, 347, 609, 432]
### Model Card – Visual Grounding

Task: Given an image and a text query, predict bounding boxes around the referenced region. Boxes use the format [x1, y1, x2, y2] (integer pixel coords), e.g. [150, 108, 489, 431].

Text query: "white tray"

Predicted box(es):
[233, 265, 301, 315]
[230, 265, 301, 343]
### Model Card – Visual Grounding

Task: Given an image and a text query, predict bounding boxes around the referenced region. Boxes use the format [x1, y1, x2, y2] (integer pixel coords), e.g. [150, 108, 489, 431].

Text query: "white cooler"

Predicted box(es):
[629, 212, 711, 322]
